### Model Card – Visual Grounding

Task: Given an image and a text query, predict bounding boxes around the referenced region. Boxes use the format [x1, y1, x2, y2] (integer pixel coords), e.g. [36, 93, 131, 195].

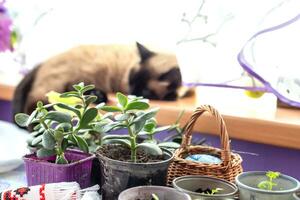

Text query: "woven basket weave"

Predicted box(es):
[167, 105, 243, 185]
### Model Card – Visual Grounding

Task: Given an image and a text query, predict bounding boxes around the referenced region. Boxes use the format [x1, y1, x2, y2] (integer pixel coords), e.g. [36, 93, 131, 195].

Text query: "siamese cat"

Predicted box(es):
[13, 42, 184, 116]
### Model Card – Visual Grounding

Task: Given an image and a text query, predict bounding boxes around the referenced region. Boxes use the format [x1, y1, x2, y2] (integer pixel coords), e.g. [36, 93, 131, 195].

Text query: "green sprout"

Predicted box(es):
[151, 193, 159, 200]
[257, 171, 281, 191]
[15, 82, 107, 164]
[202, 188, 223, 195]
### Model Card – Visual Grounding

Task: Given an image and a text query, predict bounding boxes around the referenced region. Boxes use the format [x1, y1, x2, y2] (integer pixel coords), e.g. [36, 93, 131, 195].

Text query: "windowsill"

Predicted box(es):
[1, 83, 300, 150]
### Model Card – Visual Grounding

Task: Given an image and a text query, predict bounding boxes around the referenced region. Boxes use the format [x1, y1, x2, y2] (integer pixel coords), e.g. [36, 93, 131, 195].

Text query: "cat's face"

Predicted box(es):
[129, 43, 182, 100]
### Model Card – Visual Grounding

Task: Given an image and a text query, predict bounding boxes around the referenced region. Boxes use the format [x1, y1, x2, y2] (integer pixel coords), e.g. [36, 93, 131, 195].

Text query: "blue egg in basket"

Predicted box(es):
[185, 154, 222, 164]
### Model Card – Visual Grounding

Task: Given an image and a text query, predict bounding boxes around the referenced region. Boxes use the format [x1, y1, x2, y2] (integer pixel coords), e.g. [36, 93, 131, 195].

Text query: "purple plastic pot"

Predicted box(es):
[23, 149, 95, 188]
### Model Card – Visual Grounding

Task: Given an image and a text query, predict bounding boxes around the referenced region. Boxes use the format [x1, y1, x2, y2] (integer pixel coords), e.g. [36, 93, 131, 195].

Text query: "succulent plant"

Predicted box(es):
[15, 82, 108, 164]
[98, 92, 179, 162]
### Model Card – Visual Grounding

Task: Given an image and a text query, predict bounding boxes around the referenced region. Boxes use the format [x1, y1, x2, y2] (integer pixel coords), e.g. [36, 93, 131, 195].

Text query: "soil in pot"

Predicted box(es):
[100, 144, 166, 163]
[96, 144, 174, 200]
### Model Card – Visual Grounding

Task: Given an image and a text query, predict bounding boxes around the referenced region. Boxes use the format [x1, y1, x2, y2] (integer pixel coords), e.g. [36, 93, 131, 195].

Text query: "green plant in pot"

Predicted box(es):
[15, 82, 107, 188]
[236, 171, 300, 200]
[172, 175, 238, 200]
[96, 93, 177, 200]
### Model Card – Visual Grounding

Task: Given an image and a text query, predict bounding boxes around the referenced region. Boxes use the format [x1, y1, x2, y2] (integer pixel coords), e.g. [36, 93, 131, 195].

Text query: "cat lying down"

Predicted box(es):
[12, 42, 190, 116]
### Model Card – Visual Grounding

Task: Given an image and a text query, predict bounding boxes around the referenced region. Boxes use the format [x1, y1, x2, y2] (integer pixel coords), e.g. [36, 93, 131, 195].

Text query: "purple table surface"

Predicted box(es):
[1, 99, 299, 180]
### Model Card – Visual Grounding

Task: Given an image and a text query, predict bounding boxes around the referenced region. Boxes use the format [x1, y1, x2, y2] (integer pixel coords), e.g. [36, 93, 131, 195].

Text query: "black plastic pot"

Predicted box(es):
[96, 146, 174, 200]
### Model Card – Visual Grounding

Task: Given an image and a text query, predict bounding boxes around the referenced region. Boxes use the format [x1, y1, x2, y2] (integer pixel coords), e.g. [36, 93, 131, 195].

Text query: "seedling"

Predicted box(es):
[151, 193, 159, 200]
[257, 171, 280, 191]
[201, 188, 223, 195]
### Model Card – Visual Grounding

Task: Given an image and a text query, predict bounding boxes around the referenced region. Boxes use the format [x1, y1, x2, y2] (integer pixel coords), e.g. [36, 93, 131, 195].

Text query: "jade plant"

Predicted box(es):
[257, 171, 281, 191]
[98, 92, 178, 162]
[15, 82, 108, 164]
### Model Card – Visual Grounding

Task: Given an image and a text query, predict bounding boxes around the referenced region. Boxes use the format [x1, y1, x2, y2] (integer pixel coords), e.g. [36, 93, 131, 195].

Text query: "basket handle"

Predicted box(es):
[181, 105, 232, 166]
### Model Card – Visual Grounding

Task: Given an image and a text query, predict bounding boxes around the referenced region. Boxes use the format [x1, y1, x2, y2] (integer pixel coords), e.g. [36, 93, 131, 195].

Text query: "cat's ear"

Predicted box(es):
[136, 42, 154, 62]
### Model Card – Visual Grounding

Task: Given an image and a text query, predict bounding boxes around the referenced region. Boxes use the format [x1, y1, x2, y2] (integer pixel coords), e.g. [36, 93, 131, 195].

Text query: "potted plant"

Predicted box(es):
[235, 171, 300, 200]
[15, 82, 107, 188]
[96, 93, 176, 199]
[172, 175, 238, 200]
[118, 186, 191, 200]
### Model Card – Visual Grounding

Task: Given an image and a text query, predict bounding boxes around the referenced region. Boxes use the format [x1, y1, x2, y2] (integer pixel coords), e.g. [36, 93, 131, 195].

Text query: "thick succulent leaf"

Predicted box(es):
[72, 135, 89, 153]
[158, 142, 180, 149]
[54, 130, 64, 141]
[45, 111, 71, 124]
[102, 138, 131, 148]
[37, 148, 56, 158]
[15, 113, 30, 127]
[102, 122, 125, 133]
[26, 110, 38, 126]
[126, 101, 149, 111]
[55, 122, 72, 132]
[85, 95, 97, 106]
[143, 121, 156, 132]
[42, 130, 56, 150]
[81, 85, 95, 94]
[114, 113, 130, 121]
[100, 106, 122, 112]
[137, 131, 150, 136]
[143, 139, 158, 144]
[32, 135, 43, 146]
[102, 134, 131, 141]
[60, 91, 80, 98]
[132, 119, 146, 134]
[136, 143, 162, 156]
[95, 102, 105, 109]
[133, 108, 159, 123]
[154, 126, 171, 133]
[80, 108, 98, 128]
[55, 103, 81, 118]
[116, 92, 128, 108]
[30, 131, 43, 137]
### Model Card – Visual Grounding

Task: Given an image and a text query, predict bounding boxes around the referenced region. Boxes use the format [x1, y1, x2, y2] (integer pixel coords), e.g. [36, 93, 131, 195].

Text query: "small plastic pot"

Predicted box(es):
[23, 149, 95, 188]
[96, 147, 174, 200]
[236, 171, 300, 200]
[172, 175, 238, 200]
[118, 185, 191, 200]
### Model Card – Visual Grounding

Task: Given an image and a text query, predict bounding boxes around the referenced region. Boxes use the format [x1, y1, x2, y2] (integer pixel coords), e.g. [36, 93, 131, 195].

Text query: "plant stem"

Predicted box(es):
[127, 121, 137, 162]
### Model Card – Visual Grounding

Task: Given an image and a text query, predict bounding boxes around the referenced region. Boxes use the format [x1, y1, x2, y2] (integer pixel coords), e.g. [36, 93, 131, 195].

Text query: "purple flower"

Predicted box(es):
[0, 3, 12, 52]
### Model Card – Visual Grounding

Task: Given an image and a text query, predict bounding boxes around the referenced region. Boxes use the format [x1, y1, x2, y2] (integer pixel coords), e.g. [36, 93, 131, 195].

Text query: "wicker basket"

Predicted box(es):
[167, 105, 243, 185]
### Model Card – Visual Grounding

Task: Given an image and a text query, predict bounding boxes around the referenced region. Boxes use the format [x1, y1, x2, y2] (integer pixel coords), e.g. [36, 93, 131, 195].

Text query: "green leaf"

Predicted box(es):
[133, 108, 159, 123]
[143, 139, 158, 144]
[33, 123, 42, 131]
[154, 126, 171, 133]
[95, 102, 105, 109]
[30, 131, 42, 137]
[100, 106, 123, 112]
[56, 154, 69, 164]
[136, 143, 163, 156]
[126, 101, 149, 111]
[102, 122, 126, 133]
[61, 138, 69, 151]
[26, 110, 37, 126]
[80, 108, 98, 128]
[73, 82, 84, 91]
[32, 135, 43, 146]
[102, 138, 131, 148]
[132, 119, 146, 134]
[15, 113, 29, 127]
[85, 95, 98, 106]
[42, 130, 56, 150]
[158, 142, 180, 149]
[114, 113, 130, 121]
[60, 91, 80, 98]
[116, 92, 128, 108]
[137, 131, 151, 136]
[102, 134, 132, 141]
[152, 194, 159, 200]
[45, 111, 72, 124]
[144, 120, 156, 132]
[81, 85, 95, 94]
[55, 122, 72, 132]
[73, 135, 89, 153]
[37, 148, 56, 158]
[56, 103, 81, 118]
